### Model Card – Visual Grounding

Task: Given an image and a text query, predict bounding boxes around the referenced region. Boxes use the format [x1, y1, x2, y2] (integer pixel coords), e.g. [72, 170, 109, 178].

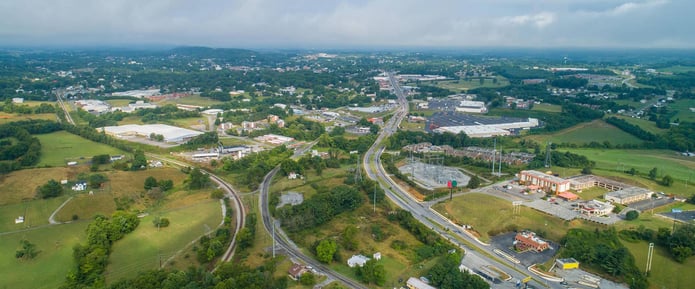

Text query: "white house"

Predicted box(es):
[347, 255, 370, 268]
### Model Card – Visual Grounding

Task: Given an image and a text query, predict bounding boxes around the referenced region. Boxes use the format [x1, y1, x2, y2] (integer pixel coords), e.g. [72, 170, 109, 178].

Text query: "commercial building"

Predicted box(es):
[427, 112, 538, 138]
[578, 200, 614, 216]
[100, 124, 203, 143]
[605, 187, 654, 205]
[518, 170, 571, 194]
[406, 277, 437, 289]
[514, 231, 549, 252]
[567, 175, 626, 192]
[556, 258, 580, 270]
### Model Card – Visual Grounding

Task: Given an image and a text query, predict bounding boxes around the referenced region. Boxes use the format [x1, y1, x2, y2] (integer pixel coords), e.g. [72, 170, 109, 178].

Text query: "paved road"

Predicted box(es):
[363, 72, 556, 289]
[258, 141, 368, 289]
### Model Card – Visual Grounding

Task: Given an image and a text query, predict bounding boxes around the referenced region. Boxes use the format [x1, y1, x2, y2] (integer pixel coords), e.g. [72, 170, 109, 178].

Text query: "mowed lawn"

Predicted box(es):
[532, 103, 562, 113]
[526, 120, 642, 145]
[621, 240, 695, 289]
[433, 193, 599, 242]
[559, 148, 695, 183]
[105, 200, 222, 284]
[0, 221, 89, 289]
[0, 196, 68, 232]
[35, 131, 126, 167]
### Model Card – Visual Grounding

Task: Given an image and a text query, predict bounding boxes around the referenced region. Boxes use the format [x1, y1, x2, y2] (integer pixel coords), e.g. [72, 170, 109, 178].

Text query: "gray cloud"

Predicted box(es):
[0, 0, 691, 48]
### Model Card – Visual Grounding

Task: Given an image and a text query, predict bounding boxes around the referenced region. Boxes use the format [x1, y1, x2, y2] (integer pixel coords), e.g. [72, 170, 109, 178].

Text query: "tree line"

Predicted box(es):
[561, 228, 647, 289]
[275, 185, 363, 232]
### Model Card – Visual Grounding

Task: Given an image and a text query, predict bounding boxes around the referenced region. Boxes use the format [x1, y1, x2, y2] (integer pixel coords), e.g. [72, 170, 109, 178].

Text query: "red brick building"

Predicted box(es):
[514, 231, 549, 252]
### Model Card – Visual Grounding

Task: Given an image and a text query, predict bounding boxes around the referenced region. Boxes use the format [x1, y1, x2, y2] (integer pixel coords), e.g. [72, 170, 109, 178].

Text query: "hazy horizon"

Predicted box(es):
[1, 0, 693, 49]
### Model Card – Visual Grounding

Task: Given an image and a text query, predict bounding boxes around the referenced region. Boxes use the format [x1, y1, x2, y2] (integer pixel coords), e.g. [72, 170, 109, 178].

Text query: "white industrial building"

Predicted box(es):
[100, 124, 203, 143]
[111, 89, 161, 98]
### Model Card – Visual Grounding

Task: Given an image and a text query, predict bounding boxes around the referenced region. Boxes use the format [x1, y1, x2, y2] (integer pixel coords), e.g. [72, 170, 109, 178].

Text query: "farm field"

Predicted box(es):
[0, 221, 89, 289]
[669, 99, 695, 122]
[525, 119, 642, 145]
[157, 95, 224, 107]
[433, 193, 600, 243]
[105, 199, 223, 284]
[611, 115, 666, 135]
[0, 166, 87, 205]
[0, 111, 56, 124]
[35, 131, 126, 167]
[531, 103, 562, 113]
[559, 148, 695, 185]
[656, 65, 695, 73]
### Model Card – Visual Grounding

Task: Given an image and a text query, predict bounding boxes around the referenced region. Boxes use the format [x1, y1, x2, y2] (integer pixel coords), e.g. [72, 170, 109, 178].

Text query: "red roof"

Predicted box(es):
[558, 192, 579, 200]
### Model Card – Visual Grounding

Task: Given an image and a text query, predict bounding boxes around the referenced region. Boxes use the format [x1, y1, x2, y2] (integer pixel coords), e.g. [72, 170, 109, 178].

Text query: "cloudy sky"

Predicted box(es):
[0, 0, 691, 48]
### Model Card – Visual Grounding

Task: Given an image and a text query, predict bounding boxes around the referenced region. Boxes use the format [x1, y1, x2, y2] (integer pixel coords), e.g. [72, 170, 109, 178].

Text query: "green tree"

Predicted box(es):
[341, 225, 359, 251]
[187, 168, 210, 190]
[315, 239, 337, 263]
[144, 176, 158, 190]
[649, 167, 658, 179]
[625, 210, 639, 221]
[131, 150, 147, 171]
[300, 273, 316, 286]
[467, 175, 481, 189]
[158, 179, 174, 191]
[36, 179, 63, 199]
[15, 239, 40, 260]
[356, 259, 386, 286]
[661, 175, 674, 187]
[88, 173, 108, 189]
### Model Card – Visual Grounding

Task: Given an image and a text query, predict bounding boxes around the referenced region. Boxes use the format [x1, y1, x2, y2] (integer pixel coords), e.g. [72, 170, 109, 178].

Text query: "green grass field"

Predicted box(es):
[0, 221, 89, 289]
[559, 148, 695, 184]
[611, 115, 666, 135]
[621, 239, 695, 289]
[105, 199, 222, 284]
[53, 193, 117, 222]
[433, 193, 599, 242]
[531, 103, 562, 113]
[35, 131, 126, 167]
[0, 112, 57, 124]
[0, 196, 68, 232]
[656, 65, 695, 73]
[157, 95, 224, 107]
[669, 99, 695, 122]
[168, 117, 208, 130]
[104, 99, 133, 107]
[526, 120, 642, 145]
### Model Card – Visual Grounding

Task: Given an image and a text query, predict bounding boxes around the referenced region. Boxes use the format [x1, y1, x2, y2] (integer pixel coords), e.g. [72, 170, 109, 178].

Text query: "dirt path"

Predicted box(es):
[49, 196, 73, 224]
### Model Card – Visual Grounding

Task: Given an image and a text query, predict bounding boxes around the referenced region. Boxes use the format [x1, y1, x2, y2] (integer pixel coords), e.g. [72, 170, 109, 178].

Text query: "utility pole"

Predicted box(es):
[373, 183, 377, 213]
[646, 243, 654, 273]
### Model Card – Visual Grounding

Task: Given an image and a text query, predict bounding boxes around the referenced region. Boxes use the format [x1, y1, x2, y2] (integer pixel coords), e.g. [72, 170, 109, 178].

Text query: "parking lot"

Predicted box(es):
[490, 232, 557, 266]
[660, 210, 695, 223]
[628, 197, 675, 212]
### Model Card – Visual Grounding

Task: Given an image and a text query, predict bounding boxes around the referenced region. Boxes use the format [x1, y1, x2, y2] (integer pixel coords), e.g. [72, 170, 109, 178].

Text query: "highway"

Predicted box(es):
[363, 73, 557, 289]
[258, 142, 368, 289]
[55, 89, 75, 125]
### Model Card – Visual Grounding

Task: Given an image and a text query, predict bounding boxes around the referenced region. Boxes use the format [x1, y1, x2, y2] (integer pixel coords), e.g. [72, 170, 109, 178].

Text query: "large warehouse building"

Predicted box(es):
[100, 124, 203, 143]
[427, 112, 538, 138]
